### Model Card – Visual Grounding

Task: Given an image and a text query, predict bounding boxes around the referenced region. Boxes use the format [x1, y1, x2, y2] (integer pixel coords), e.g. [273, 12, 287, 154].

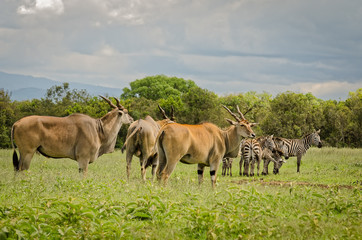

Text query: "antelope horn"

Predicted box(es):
[236, 105, 246, 120]
[223, 105, 241, 122]
[170, 106, 176, 121]
[158, 104, 168, 119]
[100, 95, 117, 108]
[113, 97, 125, 110]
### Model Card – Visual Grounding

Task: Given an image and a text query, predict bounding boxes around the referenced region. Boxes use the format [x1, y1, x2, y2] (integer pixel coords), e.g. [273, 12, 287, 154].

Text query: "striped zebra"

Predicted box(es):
[239, 135, 275, 176]
[256, 135, 286, 175]
[239, 139, 261, 176]
[273, 130, 322, 173]
[261, 147, 285, 175]
[222, 157, 233, 176]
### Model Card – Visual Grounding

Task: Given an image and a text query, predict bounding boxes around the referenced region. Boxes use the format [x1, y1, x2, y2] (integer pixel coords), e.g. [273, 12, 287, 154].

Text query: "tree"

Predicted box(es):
[262, 92, 324, 138]
[45, 83, 92, 117]
[322, 100, 351, 147]
[121, 75, 197, 100]
[2, 76, 361, 148]
[180, 86, 220, 124]
[344, 89, 362, 147]
[0, 89, 15, 148]
[220, 92, 272, 135]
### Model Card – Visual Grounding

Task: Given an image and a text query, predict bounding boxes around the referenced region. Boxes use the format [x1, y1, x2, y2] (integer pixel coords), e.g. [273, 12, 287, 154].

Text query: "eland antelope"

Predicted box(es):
[11, 96, 133, 176]
[121, 105, 175, 181]
[155, 105, 256, 188]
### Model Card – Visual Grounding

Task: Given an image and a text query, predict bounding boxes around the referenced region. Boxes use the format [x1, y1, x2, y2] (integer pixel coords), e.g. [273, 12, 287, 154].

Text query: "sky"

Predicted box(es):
[1, 0, 361, 100]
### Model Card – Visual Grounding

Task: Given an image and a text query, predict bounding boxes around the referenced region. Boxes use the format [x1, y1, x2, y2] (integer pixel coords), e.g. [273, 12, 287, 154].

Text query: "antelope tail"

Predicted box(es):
[11, 125, 19, 171]
[121, 144, 126, 153]
[121, 126, 142, 153]
[146, 130, 165, 168]
[145, 151, 158, 168]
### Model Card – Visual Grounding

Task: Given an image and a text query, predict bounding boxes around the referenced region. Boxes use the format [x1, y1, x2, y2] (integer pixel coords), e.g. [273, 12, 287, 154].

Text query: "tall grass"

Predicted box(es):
[0, 148, 361, 239]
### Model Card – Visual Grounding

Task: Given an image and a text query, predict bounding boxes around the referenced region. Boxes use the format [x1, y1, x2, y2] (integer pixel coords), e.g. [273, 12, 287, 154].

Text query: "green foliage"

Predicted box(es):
[121, 75, 196, 101]
[345, 89, 362, 147]
[45, 83, 93, 117]
[262, 91, 324, 138]
[1, 77, 361, 148]
[180, 86, 220, 124]
[220, 92, 273, 135]
[0, 89, 15, 148]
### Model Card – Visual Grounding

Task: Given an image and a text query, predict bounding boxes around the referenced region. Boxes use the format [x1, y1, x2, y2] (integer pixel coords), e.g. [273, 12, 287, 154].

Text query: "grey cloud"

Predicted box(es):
[0, 0, 361, 100]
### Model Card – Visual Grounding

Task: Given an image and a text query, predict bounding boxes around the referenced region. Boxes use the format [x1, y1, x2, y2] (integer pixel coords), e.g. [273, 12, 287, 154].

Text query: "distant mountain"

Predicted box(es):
[0, 71, 124, 101]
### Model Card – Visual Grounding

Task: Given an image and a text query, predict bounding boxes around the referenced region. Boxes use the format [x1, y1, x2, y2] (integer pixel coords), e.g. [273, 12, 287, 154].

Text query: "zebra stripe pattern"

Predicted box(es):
[222, 157, 233, 176]
[239, 139, 262, 176]
[261, 147, 285, 175]
[274, 130, 322, 173]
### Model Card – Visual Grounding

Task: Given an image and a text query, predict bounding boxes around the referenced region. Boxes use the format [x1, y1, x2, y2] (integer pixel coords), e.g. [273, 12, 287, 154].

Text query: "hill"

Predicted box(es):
[0, 71, 124, 101]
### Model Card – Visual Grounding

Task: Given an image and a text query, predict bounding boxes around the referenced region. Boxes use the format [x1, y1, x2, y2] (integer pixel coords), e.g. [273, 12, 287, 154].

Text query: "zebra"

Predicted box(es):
[273, 130, 322, 173]
[240, 135, 275, 177]
[256, 135, 286, 175]
[268, 137, 290, 174]
[222, 157, 233, 176]
[261, 147, 285, 175]
[239, 138, 261, 176]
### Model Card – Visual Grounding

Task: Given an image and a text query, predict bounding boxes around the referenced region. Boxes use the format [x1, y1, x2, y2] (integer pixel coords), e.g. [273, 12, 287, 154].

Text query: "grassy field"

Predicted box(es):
[0, 147, 361, 239]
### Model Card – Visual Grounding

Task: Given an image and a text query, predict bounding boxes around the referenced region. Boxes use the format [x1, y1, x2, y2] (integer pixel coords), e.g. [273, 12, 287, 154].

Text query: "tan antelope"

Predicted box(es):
[155, 105, 256, 188]
[121, 105, 175, 181]
[11, 96, 133, 176]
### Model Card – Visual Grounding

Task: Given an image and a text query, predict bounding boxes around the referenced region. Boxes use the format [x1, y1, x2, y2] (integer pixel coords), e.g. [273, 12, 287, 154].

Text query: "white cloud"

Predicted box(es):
[17, 0, 64, 15]
[291, 81, 362, 99]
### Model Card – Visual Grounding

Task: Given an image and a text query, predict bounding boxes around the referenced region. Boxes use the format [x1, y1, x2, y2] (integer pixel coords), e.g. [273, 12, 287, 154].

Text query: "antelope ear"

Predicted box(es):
[270, 134, 274, 138]
[316, 129, 321, 133]
[250, 123, 258, 127]
[225, 118, 237, 125]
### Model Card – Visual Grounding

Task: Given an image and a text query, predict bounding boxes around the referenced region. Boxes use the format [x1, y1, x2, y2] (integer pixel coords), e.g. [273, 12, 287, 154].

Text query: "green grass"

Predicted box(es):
[0, 148, 361, 239]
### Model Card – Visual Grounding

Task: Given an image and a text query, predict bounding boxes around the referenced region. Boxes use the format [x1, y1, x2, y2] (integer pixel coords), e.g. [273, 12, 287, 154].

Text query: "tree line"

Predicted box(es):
[1, 75, 361, 148]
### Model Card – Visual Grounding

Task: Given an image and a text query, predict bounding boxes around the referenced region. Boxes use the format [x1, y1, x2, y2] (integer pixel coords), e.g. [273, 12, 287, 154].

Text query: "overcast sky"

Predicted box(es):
[1, 0, 361, 100]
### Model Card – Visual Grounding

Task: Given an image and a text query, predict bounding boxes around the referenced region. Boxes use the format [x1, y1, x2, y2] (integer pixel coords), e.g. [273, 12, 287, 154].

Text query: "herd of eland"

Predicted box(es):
[11, 96, 322, 187]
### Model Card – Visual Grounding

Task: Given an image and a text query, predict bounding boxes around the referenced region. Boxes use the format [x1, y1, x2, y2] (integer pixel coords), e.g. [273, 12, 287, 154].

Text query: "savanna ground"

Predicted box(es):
[0, 148, 361, 239]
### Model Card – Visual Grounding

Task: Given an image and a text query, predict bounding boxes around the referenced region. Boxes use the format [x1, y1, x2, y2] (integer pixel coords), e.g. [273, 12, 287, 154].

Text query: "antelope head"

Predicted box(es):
[223, 105, 256, 138]
[100, 96, 134, 124]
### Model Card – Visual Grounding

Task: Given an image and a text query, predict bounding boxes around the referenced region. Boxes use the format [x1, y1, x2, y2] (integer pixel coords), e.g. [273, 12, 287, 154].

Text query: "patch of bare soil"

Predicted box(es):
[232, 179, 361, 189]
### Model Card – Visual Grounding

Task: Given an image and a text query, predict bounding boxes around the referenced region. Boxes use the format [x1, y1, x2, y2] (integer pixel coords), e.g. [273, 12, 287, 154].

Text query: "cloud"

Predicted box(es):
[0, 0, 361, 100]
[17, 0, 64, 15]
[291, 81, 362, 100]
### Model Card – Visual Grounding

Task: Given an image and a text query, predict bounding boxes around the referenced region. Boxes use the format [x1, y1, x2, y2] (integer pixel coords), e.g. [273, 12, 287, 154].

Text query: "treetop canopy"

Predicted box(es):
[121, 75, 197, 100]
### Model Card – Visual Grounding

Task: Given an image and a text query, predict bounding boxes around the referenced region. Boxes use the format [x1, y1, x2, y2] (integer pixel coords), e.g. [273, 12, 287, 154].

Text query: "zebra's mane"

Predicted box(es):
[273, 136, 285, 141]
[302, 131, 316, 139]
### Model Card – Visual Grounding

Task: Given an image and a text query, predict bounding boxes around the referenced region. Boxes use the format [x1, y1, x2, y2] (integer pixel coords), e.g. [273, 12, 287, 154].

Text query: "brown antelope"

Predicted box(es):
[155, 105, 256, 188]
[121, 105, 175, 181]
[11, 96, 133, 176]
